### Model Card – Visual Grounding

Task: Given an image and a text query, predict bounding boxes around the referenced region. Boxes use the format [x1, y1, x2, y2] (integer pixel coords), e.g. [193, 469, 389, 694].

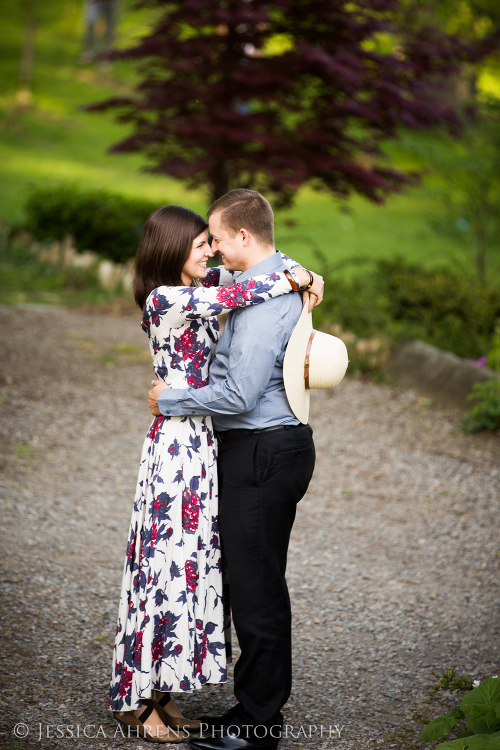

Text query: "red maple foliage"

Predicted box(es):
[88, 0, 498, 206]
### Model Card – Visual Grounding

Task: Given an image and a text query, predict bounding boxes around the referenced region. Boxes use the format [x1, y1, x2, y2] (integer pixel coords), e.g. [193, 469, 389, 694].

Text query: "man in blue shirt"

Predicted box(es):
[148, 190, 322, 750]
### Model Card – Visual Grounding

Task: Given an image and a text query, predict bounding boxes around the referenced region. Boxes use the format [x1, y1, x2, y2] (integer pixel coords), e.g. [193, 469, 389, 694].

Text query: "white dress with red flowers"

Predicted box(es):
[108, 263, 299, 711]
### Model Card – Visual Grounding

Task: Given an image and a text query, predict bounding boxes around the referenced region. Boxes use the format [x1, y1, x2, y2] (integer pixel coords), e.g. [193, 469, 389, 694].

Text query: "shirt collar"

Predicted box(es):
[237, 250, 283, 283]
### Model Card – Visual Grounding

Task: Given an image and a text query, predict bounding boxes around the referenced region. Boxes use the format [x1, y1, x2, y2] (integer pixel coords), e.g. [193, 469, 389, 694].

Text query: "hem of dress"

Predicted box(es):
[108, 676, 228, 711]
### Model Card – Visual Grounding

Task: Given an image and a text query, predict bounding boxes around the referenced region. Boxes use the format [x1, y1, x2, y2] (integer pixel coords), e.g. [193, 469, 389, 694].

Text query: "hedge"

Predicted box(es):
[24, 185, 163, 264]
[314, 255, 500, 360]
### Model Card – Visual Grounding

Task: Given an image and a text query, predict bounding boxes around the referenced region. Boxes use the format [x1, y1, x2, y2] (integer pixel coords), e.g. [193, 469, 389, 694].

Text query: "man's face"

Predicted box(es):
[208, 211, 246, 270]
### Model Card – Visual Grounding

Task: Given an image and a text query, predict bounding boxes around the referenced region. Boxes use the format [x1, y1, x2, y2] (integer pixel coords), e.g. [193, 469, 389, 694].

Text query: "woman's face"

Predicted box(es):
[181, 230, 214, 284]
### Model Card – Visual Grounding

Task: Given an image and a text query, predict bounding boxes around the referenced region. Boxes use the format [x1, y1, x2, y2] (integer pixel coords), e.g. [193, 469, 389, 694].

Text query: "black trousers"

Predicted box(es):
[217, 424, 315, 745]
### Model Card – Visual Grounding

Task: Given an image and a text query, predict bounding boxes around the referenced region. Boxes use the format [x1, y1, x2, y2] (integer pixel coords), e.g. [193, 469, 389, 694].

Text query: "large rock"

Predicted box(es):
[385, 339, 497, 409]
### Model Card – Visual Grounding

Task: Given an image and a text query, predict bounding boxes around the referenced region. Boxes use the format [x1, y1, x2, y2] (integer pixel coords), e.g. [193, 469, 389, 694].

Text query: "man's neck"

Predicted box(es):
[238, 245, 276, 273]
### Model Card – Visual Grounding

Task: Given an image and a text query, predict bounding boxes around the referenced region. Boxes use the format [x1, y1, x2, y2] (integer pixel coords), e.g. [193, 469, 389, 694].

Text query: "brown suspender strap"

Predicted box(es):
[304, 330, 316, 390]
[284, 269, 299, 292]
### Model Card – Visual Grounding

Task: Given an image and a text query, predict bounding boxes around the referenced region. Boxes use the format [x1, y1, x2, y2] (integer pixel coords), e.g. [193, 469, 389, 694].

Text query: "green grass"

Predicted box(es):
[0, 0, 486, 276]
[273, 187, 464, 273]
[0, 0, 206, 224]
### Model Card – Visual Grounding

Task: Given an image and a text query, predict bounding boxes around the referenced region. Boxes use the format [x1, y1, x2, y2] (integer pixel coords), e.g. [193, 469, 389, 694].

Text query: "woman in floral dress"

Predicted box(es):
[109, 205, 305, 743]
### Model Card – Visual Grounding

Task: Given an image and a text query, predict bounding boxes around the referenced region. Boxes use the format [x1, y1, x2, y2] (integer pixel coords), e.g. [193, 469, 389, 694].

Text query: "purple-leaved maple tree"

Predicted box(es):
[88, 0, 498, 206]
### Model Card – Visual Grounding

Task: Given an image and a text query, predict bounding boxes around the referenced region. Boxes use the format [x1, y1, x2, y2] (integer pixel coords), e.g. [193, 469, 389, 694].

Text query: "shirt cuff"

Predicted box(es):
[289, 267, 301, 288]
[158, 388, 190, 416]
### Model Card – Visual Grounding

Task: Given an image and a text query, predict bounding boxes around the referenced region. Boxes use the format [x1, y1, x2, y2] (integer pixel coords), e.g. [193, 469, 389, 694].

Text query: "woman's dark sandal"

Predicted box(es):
[145, 693, 202, 733]
[113, 703, 185, 743]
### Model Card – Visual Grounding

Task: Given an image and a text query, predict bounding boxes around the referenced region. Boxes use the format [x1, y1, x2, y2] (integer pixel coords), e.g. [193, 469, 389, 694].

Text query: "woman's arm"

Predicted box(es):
[200, 267, 221, 287]
[201, 252, 300, 288]
[198, 263, 323, 312]
[200, 265, 242, 287]
[200, 266, 242, 286]
[279, 251, 301, 272]
[142, 269, 301, 331]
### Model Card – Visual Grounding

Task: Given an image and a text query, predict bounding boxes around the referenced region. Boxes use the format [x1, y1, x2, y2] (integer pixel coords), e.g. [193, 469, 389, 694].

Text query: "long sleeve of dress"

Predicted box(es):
[200, 266, 236, 287]
[279, 252, 301, 272]
[142, 269, 297, 331]
[158, 300, 290, 418]
[201, 252, 301, 288]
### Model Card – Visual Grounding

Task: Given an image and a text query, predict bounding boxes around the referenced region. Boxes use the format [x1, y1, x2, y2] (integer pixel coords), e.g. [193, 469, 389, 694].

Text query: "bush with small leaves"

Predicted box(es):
[313, 253, 500, 362]
[461, 380, 500, 433]
[429, 668, 475, 696]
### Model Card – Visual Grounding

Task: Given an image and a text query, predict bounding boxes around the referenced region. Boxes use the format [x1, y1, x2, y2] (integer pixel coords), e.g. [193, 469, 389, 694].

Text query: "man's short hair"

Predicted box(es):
[208, 189, 274, 248]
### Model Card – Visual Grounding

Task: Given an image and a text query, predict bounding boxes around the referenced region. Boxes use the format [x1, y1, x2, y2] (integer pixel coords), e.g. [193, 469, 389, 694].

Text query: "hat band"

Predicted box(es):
[304, 330, 316, 390]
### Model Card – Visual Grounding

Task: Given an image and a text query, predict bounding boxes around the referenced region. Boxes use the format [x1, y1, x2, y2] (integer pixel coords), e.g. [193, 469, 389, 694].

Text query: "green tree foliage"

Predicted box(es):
[397, 0, 500, 43]
[401, 102, 500, 282]
[89, 0, 499, 206]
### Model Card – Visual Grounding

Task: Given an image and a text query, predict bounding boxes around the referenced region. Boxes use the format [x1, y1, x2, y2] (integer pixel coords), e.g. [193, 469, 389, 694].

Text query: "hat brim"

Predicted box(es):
[283, 300, 313, 424]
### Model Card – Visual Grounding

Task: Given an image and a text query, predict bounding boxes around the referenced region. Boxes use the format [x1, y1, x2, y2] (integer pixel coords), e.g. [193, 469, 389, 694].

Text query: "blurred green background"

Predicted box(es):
[2, 0, 499, 273]
[1, 0, 500, 382]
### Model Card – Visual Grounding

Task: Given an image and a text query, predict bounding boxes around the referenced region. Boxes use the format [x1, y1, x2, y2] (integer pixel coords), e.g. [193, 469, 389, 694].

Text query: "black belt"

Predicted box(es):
[215, 424, 300, 443]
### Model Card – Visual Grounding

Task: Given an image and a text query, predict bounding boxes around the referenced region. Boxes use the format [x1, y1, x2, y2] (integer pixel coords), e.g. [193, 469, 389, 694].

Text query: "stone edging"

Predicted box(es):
[18, 233, 134, 293]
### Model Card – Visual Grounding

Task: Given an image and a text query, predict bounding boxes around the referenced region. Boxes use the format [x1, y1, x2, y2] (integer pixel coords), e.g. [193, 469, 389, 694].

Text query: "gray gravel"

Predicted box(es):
[0, 303, 499, 750]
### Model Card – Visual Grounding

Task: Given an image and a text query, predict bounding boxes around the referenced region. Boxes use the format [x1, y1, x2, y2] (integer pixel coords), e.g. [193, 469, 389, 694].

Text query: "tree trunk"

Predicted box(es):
[83, 0, 118, 57]
[103, 0, 118, 51]
[18, 0, 37, 106]
[474, 222, 487, 285]
[210, 159, 229, 205]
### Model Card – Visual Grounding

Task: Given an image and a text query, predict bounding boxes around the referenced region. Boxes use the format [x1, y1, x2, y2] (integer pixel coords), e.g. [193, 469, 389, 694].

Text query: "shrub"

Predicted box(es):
[312, 254, 394, 342]
[377, 260, 500, 359]
[24, 185, 162, 264]
[461, 380, 500, 433]
[313, 254, 500, 361]
[461, 321, 500, 433]
[487, 321, 500, 371]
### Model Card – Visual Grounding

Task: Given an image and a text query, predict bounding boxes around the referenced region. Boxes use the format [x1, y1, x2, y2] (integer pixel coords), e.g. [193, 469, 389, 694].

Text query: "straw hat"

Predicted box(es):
[283, 299, 349, 424]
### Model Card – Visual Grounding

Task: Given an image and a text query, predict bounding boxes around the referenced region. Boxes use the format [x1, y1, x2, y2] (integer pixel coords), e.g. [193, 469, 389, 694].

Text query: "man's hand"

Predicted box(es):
[303, 271, 324, 312]
[148, 379, 170, 416]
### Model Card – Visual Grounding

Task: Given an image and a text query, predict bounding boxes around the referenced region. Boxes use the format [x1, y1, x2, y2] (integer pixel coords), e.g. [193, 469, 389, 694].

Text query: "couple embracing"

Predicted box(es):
[109, 189, 343, 749]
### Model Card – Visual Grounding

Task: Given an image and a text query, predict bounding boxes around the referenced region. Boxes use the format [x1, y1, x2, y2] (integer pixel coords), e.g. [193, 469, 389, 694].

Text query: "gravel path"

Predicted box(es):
[0, 304, 499, 750]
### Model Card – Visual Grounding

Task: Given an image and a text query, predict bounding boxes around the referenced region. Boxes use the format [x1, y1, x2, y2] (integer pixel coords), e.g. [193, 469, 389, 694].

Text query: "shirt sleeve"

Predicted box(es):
[142, 269, 297, 331]
[158, 303, 285, 417]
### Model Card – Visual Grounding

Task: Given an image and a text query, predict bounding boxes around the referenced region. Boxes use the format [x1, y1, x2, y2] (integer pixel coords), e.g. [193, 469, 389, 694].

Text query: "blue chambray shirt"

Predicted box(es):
[158, 252, 302, 431]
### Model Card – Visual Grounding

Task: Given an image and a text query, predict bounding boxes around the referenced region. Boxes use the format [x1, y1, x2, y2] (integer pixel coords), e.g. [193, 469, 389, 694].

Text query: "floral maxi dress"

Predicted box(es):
[108, 266, 297, 711]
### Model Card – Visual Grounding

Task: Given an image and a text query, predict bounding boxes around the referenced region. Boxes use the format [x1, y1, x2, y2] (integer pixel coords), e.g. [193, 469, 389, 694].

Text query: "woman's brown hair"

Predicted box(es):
[133, 204, 208, 310]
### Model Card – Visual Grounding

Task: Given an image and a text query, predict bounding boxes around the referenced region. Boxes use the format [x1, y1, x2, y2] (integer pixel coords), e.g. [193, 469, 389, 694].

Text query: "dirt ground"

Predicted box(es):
[0, 303, 499, 750]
